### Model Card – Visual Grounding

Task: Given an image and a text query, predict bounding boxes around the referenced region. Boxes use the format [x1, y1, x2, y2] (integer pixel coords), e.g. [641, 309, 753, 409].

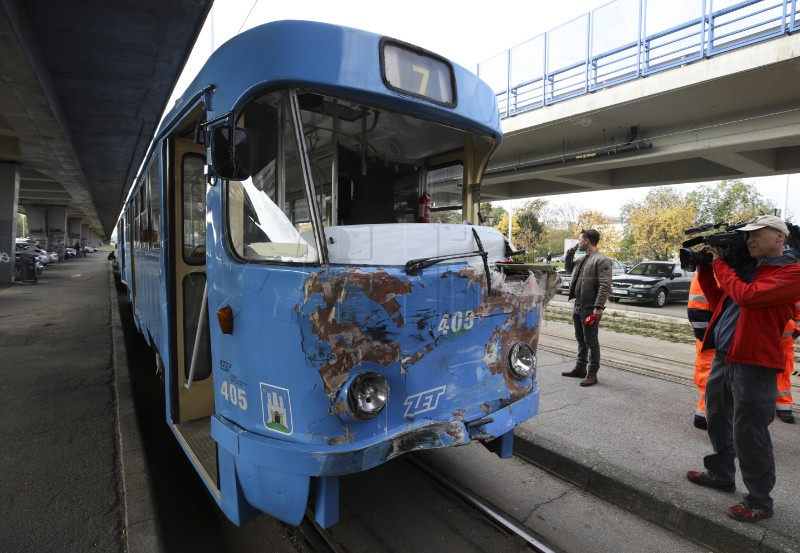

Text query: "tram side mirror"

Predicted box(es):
[211, 126, 251, 180]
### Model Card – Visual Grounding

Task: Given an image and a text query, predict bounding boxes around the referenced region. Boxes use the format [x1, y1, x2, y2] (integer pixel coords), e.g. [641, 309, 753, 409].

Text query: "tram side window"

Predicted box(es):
[124, 209, 131, 252]
[137, 182, 148, 246]
[149, 160, 160, 250]
[183, 154, 206, 263]
[133, 191, 141, 249]
[226, 91, 319, 263]
[427, 164, 464, 223]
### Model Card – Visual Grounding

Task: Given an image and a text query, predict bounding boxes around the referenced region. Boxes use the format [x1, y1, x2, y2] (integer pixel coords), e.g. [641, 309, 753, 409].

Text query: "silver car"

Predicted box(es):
[557, 258, 626, 295]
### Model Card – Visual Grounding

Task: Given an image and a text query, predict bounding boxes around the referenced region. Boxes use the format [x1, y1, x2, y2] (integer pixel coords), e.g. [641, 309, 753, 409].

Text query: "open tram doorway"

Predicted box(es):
[166, 129, 219, 491]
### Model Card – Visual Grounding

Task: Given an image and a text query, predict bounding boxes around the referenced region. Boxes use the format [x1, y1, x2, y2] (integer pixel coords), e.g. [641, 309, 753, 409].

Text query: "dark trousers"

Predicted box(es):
[572, 305, 601, 374]
[704, 350, 777, 510]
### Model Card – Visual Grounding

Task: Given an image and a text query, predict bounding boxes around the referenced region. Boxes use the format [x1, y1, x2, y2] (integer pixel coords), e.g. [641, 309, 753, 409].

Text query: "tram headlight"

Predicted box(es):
[347, 372, 389, 420]
[508, 343, 536, 380]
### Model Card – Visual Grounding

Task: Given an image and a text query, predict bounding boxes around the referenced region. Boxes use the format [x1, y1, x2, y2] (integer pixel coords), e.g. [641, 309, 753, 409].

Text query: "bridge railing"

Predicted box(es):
[480, 0, 799, 119]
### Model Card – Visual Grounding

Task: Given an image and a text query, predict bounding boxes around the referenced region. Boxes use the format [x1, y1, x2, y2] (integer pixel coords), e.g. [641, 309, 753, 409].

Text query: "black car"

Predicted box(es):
[609, 261, 693, 307]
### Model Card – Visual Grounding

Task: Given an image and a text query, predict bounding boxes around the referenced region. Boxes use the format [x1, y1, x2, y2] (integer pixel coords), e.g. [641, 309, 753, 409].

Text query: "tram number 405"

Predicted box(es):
[437, 310, 475, 335]
[220, 381, 248, 410]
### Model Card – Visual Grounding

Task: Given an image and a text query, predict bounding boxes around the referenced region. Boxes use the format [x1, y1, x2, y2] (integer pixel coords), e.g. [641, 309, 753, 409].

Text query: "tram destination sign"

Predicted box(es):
[381, 41, 455, 107]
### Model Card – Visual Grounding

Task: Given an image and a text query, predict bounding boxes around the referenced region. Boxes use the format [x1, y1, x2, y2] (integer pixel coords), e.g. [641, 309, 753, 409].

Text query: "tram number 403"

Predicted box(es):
[437, 310, 475, 335]
[220, 381, 248, 410]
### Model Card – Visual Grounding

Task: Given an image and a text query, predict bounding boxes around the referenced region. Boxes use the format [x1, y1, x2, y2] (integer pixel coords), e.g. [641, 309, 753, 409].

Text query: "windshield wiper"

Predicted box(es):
[404, 251, 484, 275]
[403, 229, 493, 296]
[471, 228, 492, 296]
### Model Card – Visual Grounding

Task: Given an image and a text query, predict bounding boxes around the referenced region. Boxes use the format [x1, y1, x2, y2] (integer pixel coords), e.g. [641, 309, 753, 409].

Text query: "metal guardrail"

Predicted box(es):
[476, 0, 799, 118]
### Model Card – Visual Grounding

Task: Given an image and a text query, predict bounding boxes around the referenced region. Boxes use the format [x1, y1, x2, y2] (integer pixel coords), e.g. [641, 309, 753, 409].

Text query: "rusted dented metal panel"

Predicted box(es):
[303, 269, 412, 395]
[300, 262, 555, 416]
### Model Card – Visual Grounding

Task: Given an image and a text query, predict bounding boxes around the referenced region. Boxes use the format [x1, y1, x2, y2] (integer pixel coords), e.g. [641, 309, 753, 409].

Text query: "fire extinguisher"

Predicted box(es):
[418, 192, 431, 223]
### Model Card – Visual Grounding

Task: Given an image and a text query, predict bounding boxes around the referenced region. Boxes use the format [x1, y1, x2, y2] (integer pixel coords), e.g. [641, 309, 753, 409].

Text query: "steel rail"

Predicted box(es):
[406, 457, 560, 553]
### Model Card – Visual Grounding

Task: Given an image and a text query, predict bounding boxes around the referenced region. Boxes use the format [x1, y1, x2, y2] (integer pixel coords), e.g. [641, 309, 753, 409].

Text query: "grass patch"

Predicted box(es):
[544, 308, 697, 346]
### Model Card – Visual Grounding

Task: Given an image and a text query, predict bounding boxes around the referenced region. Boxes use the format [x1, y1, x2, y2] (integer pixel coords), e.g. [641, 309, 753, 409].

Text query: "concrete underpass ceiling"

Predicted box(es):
[0, 0, 212, 238]
[482, 33, 800, 203]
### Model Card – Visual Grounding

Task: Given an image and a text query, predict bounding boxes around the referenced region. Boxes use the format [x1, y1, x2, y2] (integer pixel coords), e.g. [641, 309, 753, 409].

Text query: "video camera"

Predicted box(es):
[678, 221, 749, 273]
[679, 218, 800, 274]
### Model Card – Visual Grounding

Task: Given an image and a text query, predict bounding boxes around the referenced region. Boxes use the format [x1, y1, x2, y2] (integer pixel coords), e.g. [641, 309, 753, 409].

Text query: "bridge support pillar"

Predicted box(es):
[0, 163, 21, 285]
[67, 218, 82, 250]
[47, 206, 68, 260]
[25, 206, 46, 246]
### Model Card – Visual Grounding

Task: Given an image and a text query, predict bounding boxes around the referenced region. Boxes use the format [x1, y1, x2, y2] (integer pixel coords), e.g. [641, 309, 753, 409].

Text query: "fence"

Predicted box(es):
[474, 0, 799, 118]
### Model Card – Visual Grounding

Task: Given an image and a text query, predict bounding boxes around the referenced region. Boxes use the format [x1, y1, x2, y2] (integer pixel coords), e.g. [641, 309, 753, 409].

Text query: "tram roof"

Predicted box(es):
[161, 20, 502, 144]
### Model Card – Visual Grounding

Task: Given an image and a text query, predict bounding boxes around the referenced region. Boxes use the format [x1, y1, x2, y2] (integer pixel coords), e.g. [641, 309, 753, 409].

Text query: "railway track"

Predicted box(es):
[406, 457, 559, 553]
[300, 456, 561, 553]
[538, 327, 800, 405]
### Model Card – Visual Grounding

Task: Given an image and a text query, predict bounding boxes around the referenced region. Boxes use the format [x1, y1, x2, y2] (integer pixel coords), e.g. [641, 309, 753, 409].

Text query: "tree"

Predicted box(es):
[574, 209, 623, 259]
[575, 209, 609, 231]
[494, 199, 549, 261]
[480, 202, 505, 225]
[16, 213, 27, 238]
[686, 179, 779, 225]
[493, 211, 520, 241]
[626, 187, 697, 260]
[430, 209, 462, 224]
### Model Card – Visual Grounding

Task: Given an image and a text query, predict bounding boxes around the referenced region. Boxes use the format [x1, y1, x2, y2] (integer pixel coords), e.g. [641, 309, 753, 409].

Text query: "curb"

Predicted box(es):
[109, 267, 165, 553]
[512, 428, 800, 553]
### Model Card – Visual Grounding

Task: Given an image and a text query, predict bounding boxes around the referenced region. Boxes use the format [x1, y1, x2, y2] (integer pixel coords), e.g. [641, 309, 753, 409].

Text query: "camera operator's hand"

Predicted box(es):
[705, 246, 724, 261]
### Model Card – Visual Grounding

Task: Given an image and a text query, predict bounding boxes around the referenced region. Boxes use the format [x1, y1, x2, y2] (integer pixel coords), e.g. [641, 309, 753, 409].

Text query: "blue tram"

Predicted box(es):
[115, 20, 556, 528]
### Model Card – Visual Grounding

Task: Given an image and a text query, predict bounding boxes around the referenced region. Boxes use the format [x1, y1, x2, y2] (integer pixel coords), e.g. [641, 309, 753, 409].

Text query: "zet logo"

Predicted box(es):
[404, 386, 446, 417]
[260, 383, 293, 435]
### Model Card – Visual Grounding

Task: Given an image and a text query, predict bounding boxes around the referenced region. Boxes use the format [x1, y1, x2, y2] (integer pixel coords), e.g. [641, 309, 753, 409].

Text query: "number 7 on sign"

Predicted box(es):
[412, 64, 429, 95]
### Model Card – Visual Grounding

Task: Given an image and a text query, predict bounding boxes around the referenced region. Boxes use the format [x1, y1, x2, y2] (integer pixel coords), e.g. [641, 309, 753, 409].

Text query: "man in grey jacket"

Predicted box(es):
[561, 228, 613, 387]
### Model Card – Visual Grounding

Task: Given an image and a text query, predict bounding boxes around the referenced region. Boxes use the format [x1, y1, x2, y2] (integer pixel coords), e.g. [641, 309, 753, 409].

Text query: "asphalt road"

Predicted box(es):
[0, 254, 124, 553]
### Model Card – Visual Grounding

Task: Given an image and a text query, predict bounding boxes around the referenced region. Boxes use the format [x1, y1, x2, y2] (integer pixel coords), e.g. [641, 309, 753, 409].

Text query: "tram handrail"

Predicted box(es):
[476, 0, 799, 118]
[184, 281, 208, 390]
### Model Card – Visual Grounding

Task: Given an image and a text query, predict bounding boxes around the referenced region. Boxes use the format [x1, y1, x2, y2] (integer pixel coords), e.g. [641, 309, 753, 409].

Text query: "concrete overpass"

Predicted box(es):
[480, 1, 800, 202]
[0, 0, 212, 281]
[1, 0, 798, 285]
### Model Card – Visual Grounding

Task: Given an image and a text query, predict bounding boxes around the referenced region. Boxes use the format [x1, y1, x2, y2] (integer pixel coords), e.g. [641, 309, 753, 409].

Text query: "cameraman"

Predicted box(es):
[686, 215, 800, 522]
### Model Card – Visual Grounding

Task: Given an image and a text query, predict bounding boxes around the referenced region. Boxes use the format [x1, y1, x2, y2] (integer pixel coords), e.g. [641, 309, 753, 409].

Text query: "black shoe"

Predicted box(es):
[693, 415, 707, 430]
[777, 410, 795, 424]
[561, 367, 587, 378]
[686, 470, 736, 492]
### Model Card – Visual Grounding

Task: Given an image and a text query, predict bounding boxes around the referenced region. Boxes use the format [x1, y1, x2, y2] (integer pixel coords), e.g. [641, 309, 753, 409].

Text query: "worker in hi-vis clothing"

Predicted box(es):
[776, 303, 800, 424]
[688, 272, 715, 430]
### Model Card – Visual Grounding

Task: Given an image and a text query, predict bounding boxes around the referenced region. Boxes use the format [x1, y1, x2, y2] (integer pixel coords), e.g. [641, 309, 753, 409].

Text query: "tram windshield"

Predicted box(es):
[225, 89, 497, 265]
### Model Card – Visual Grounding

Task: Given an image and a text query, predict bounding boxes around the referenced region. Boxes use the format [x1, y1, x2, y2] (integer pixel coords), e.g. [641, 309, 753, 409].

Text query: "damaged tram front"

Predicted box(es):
[206, 87, 557, 526]
[143, 22, 558, 530]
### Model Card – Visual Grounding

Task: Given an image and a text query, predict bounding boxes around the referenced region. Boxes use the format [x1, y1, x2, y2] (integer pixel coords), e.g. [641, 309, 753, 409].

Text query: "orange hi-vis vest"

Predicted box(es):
[688, 272, 715, 417]
[776, 301, 800, 410]
[687, 273, 712, 341]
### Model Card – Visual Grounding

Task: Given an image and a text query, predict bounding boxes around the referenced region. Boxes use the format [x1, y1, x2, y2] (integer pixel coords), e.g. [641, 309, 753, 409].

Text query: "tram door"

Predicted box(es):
[169, 138, 214, 424]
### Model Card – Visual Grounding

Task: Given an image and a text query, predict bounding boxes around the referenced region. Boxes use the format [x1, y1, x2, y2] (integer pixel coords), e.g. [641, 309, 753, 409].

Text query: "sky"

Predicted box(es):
[168, 0, 799, 221]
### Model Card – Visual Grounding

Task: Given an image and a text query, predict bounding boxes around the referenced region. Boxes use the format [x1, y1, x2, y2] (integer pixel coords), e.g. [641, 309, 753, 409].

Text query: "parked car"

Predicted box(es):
[16, 243, 48, 266]
[557, 257, 626, 294]
[14, 250, 44, 278]
[609, 261, 694, 307]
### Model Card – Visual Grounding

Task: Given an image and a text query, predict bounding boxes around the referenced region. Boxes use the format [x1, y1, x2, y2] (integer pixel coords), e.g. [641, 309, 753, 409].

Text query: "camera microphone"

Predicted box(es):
[684, 223, 715, 236]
